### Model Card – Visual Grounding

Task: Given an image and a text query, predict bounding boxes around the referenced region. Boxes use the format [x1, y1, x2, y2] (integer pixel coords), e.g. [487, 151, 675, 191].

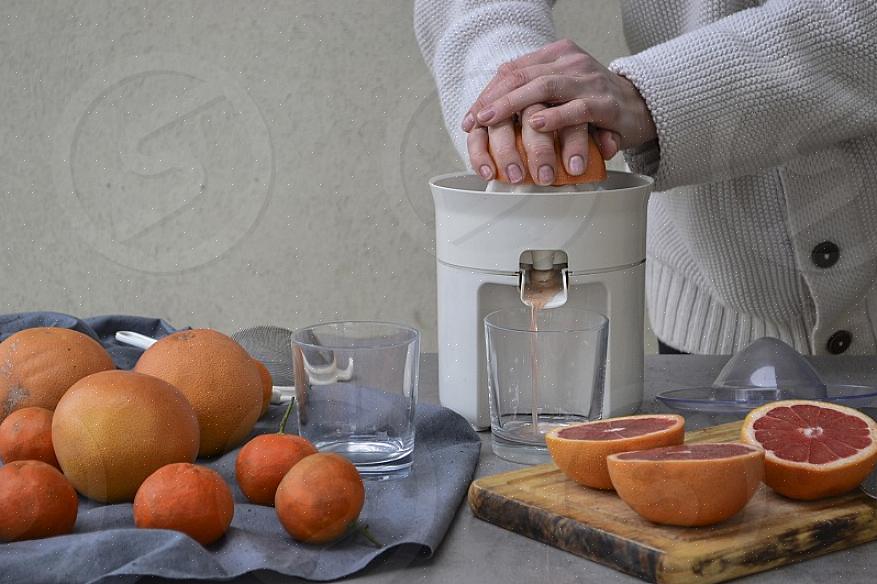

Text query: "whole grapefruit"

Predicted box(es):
[0, 460, 79, 541]
[0, 327, 114, 423]
[275, 453, 365, 544]
[133, 463, 234, 546]
[236, 433, 317, 505]
[134, 329, 263, 457]
[0, 406, 59, 468]
[741, 400, 877, 500]
[52, 370, 200, 502]
[607, 442, 764, 526]
[545, 414, 685, 490]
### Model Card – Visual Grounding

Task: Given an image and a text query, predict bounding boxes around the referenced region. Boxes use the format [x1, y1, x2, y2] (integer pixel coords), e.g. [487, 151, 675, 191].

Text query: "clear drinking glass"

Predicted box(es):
[485, 307, 608, 464]
[292, 321, 419, 477]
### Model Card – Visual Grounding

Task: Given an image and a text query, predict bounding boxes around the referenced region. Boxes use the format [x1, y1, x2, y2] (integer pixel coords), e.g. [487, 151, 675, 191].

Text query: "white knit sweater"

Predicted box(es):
[415, 0, 877, 355]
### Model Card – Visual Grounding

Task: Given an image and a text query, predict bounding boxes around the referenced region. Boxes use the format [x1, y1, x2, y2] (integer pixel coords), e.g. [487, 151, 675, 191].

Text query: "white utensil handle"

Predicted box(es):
[304, 358, 354, 384]
[115, 331, 158, 350]
[271, 385, 295, 404]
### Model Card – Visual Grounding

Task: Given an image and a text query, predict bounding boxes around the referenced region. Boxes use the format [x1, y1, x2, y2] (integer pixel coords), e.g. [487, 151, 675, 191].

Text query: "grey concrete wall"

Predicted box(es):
[0, 0, 631, 351]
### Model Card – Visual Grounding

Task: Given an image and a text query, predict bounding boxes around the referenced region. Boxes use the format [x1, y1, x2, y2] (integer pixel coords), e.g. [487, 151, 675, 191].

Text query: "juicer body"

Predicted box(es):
[430, 172, 653, 430]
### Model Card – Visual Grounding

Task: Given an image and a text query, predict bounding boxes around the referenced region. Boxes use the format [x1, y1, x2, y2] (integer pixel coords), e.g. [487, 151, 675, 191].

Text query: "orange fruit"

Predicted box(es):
[0, 460, 79, 541]
[607, 443, 764, 526]
[490, 124, 607, 186]
[236, 433, 317, 505]
[133, 463, 234, 546]
[741, 400, 877, 500]
[0, 327, 114, 423]
[52, 370, 200, 502]
[254, 360, 273, 417]
[545, 414, 685, 489]
[135, 329, 264, 457]
[0, 406, 59, 468]
[275, 453, 365, 544]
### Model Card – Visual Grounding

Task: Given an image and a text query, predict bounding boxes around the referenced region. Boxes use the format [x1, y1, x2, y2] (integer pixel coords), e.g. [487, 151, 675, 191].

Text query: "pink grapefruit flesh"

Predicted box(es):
[557, 417, 677, 441]
[750, 403, 872, 463]
[741, 400, 877, 500]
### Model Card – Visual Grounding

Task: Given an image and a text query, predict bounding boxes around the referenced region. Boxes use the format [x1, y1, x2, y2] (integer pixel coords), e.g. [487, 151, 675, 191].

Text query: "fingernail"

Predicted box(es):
[477, 108, 495, 123]
[569, 155, 584, 175]
[530, 115, 545, 129]
[462, 113, 475, 131]
[479, 165, 492, 180]
[538, 165, 554, 185]
[507, 164, 523, 183]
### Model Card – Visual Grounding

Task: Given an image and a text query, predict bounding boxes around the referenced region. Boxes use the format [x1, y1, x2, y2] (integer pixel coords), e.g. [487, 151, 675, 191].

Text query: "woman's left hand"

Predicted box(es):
[462, 39, 657, 159]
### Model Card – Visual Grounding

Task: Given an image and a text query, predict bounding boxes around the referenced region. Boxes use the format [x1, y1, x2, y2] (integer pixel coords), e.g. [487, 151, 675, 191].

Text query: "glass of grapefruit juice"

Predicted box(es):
[485, 307, 608, 464]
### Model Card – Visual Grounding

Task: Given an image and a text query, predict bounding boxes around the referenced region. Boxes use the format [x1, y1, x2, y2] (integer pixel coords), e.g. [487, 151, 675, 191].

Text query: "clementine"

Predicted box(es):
[133, 463, 234, 546]
[275, 453, 365, 544]
[0, 460, 78, 541]
[236, 433, 317, 506]
[0, 406, 59, 468]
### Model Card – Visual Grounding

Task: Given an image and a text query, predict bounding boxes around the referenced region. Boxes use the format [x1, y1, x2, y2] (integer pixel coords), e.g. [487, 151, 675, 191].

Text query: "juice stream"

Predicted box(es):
[529, 303, 541, 434]
[523, 268, 563, 437]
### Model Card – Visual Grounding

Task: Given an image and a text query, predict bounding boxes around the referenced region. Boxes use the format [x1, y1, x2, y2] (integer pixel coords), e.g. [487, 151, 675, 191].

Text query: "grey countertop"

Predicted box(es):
[229, 354, 877, 584]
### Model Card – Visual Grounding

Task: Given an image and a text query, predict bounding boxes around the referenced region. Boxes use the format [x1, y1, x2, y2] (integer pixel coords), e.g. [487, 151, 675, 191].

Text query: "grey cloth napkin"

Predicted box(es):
[0, 313, 481, 584]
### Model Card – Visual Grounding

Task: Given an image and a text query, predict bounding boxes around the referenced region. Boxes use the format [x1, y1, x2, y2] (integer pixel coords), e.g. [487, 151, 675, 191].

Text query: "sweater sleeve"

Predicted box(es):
[609, 0, 877, 191]
[414, 0, 557, 164]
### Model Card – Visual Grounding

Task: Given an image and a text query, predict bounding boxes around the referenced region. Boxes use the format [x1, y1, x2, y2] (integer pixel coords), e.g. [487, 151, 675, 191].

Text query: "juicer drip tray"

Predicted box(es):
[656, 337, 877, 414]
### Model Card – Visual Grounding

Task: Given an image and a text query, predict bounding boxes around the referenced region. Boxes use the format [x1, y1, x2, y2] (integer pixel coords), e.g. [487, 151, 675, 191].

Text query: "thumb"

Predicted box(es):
[594, 129, 621, 160]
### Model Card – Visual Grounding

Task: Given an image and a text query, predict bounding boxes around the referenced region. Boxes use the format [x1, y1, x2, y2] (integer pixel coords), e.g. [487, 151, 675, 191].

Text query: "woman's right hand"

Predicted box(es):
[467, 103, 597, 186]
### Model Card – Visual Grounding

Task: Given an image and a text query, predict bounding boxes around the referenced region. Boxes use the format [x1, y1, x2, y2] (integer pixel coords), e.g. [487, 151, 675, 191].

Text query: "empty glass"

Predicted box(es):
[485, 307, 608, 464]
[292, 321, 419, 477]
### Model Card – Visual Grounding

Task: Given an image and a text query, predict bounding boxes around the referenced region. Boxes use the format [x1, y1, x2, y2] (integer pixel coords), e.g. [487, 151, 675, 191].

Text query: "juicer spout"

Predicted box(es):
[530, 250, 556, 271]
[520, 265, 569, 309]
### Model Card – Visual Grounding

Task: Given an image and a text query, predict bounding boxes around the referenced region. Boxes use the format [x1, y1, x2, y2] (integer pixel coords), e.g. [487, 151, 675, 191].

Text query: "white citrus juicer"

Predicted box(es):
[429, 171, 653, 429]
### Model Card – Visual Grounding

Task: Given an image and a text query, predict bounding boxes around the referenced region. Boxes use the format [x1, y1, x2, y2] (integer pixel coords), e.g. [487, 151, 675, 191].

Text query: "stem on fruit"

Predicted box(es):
[278, 396, 295, 434]
[356, 523, 383, 548]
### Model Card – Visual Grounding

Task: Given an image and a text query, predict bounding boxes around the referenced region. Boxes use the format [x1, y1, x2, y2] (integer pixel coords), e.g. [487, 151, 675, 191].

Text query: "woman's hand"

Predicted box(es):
[467, 103, 592, 185]
[463, 39, 657, 183]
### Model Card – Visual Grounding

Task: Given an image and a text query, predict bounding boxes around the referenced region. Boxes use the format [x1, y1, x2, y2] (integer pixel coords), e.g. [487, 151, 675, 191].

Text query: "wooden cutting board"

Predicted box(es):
[468, 421, 877, 584]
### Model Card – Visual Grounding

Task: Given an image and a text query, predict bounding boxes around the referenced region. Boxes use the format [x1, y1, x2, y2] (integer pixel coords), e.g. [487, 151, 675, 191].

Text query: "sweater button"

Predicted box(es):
[811, 241, 840, 268]
[826, 330, 852, 354]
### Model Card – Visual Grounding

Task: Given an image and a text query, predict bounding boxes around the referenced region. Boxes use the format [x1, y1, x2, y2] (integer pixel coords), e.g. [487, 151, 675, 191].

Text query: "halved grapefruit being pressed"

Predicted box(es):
[545, 414, 684, 490]
[607, 443, 764, 526]
[741, 400, 877, 500]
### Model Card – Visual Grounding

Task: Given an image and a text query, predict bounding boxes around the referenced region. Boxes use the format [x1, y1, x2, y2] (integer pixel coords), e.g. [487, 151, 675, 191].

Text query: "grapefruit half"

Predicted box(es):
[490, 124, 607, 186]
[545, 414, 684, 490]
[741, 400, 877, 500]
[607, 443, 764, 526]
